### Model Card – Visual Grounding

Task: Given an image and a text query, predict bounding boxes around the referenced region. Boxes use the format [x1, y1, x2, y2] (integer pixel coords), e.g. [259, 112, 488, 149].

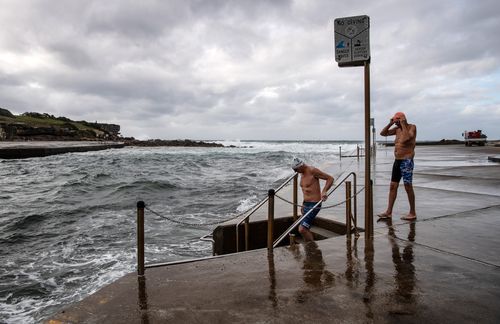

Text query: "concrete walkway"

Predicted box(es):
[47, 144, 500, 323]
[0, 141, 124, 159]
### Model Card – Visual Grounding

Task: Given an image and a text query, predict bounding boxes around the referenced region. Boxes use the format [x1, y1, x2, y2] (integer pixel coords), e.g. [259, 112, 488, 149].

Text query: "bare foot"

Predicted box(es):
[401, 214, 417, 221]
[377, 212, 392, 219]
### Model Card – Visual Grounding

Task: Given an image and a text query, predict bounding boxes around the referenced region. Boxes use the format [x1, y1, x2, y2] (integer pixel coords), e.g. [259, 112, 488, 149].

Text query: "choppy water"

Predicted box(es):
[0, 140, 360, 323]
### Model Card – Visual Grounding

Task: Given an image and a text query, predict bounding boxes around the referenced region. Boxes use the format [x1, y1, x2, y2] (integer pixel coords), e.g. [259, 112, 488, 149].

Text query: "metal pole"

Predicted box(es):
[293, 174, 298, 221]
[137, 201, 145, 276]
[345, 181, 352, 235]
[372, 126, 376, 157]
[364, 61, 373, 238]
[267, 189, 275, 251]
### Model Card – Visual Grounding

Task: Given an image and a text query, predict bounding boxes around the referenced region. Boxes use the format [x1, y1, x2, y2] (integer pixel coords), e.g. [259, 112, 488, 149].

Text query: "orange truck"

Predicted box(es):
[463, 130, 487, 146]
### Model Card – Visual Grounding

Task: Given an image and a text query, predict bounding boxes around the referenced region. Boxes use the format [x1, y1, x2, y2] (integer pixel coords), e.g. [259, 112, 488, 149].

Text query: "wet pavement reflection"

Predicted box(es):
[137, 275, 150, 324]
[363, 237, 375, 319]
[383, 219, 417, 315]
[345, 236, 360, 289]
[267, 252, 278, 308]
[288, 242, 335, 304]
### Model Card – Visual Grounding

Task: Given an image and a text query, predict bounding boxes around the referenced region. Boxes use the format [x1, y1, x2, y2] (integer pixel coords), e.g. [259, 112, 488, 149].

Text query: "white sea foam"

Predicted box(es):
[0, 140, 366, 323]
[236, 195, 259, 213]
[214, 140, 361, 155]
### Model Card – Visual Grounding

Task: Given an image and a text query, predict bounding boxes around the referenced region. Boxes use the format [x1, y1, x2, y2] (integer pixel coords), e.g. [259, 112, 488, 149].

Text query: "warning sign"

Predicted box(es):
[334, 15, 370, 67]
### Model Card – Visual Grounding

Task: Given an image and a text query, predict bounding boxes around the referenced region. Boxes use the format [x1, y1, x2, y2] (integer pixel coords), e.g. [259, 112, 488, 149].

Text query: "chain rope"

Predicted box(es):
[274, 186, 365, 210]
[144, 195, 267, 227]
[143, 158, 362, 227]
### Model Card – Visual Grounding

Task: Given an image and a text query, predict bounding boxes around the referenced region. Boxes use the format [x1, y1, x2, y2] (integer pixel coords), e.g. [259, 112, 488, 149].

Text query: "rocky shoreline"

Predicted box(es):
[0, 139, 228, 159]
[123, 139, 225, 147]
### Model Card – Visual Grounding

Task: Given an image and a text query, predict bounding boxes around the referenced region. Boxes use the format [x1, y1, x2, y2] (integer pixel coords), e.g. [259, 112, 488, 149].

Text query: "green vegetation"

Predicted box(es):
[1, 111, 103, 133]
[0, 108, 118, 140]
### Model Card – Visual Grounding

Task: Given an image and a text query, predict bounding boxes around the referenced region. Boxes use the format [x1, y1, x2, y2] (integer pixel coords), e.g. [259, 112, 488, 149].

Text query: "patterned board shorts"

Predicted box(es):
[391, 159, 414, 185]
[300, 201, 322, 229]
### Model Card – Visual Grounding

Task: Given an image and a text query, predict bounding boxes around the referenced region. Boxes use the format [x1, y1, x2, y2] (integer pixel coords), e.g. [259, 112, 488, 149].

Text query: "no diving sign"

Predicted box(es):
[334, 15, 370, 67]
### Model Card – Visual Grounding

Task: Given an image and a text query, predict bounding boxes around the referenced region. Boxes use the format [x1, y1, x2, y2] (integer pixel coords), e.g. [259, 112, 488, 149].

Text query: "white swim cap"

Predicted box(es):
[291, 158, 304, 171]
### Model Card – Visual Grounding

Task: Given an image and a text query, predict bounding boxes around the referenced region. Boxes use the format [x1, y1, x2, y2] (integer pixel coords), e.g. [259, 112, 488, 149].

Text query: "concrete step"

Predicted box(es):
[310, 225, 341, 239]
[288, 225, 341, 244]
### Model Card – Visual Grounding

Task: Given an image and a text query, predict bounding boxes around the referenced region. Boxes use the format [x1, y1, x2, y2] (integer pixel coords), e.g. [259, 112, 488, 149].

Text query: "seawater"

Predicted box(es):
[0, 140, 361, 323]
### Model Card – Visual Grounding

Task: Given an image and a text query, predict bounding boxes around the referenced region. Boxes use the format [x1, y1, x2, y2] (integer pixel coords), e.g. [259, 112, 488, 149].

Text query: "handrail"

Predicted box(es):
[235, 172, 297, 252]
[273, 171, 357, 248]
[340, 145, 365, 158]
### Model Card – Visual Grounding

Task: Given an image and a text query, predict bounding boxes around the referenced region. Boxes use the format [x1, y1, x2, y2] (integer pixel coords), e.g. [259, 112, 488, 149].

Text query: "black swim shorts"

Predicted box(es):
[391, 159, 414, 185]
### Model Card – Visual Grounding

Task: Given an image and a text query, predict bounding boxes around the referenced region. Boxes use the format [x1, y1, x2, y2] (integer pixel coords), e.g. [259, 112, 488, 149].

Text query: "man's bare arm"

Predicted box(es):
[380, 119, 397, 137]
[398, 120, 416, 143]
[313, 168, 334, 200]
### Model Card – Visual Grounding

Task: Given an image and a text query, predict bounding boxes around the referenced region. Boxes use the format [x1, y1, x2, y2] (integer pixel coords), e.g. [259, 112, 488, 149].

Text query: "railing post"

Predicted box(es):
[364, 60, 373, 240]
[345, 181, 352, 235]
[293, 174, 298, 221]
[137, 201, 145, 276]
[357, 145, 360, 160]
[339, 146, 342, 160]
[353, 174, 358, 234]
[267, 189, 275, 251]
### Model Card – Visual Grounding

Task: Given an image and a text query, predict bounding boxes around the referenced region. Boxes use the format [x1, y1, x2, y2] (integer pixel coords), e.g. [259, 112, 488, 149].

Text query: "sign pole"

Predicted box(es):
[364, 60, 373, 238]
[334, 15, 372, 238]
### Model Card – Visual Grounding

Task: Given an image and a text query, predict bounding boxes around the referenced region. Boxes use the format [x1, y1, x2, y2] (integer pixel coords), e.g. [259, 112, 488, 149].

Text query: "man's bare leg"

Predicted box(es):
[378, 181, 399, 218]
[299, 225, 314, 242]
[401, 184, 417, 220]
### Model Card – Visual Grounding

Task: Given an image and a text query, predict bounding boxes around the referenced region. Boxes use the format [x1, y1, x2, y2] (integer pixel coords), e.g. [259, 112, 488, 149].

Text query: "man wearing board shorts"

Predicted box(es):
[291, 158, 334, 241]
[378, 112, 417, 221]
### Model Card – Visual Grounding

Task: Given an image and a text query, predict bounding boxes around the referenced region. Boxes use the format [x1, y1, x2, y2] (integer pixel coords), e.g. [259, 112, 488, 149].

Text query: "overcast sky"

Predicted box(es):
[1, 0, 499, 140]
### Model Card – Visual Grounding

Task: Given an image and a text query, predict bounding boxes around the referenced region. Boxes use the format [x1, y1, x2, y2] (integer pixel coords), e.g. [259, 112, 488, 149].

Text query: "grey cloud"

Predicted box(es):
[49, 42, 95, 68]
[0, 0, 498, 140]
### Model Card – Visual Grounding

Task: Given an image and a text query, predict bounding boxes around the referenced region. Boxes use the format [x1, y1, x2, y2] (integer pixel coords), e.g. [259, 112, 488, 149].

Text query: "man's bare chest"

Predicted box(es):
[300, 175, 318, 188]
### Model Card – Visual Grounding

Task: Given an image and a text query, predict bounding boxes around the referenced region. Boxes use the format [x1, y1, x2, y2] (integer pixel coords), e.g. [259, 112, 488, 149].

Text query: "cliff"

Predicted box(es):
[0, 109, 120, 141]
[0, 108, 226, 148]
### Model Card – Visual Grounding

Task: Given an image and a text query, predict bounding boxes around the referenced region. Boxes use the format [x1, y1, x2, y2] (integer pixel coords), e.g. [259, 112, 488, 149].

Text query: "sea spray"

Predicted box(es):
[0, 140, 359, 323]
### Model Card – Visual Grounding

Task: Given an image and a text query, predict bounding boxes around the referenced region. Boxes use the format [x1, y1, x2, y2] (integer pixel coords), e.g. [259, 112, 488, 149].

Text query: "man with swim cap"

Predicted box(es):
[291, 158, 334, 241]
[378, 112, 417, 221]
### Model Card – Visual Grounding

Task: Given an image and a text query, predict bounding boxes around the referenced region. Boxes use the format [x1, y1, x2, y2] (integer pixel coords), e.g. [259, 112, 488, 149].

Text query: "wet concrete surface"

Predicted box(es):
[47, 144, 500, 323]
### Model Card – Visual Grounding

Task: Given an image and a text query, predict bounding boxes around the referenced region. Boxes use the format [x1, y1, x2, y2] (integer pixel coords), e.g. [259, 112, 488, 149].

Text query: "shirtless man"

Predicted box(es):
[378, 112, 417, 221]
[291, 158, 334, 241]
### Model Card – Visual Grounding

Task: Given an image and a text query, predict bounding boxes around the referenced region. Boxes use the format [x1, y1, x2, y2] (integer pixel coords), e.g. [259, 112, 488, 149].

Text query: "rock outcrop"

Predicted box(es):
[0, 109, 120, 141]
[0, 108, 226, 148]
[124, 139, 224, 147]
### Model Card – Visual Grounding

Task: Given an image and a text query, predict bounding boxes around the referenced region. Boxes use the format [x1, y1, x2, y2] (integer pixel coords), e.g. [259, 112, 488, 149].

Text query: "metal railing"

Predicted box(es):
[272, 172, 358, 249]
[135, 171, 360, 275]
[235, 172, 298, 252]
[339, 145, 365, 159]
